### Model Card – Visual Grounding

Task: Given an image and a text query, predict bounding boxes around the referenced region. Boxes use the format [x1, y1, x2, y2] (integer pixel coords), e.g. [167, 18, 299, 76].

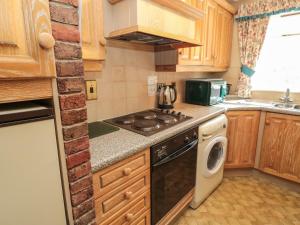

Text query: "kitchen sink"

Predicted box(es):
[294, 105, 300, 110]
[273, 103, 294, 108]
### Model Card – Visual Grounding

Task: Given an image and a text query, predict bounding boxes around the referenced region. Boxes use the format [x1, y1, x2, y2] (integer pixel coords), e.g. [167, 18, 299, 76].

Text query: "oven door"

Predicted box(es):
[151, 140, 198, 225]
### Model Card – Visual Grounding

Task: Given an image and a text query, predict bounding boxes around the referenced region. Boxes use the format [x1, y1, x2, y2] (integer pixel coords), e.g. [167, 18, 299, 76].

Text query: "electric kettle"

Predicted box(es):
[157, 82, 177, 109]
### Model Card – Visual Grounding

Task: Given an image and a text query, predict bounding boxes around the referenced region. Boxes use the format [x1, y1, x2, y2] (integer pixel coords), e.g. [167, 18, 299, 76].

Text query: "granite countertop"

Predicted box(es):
[90, 100, 300, 173]
[220, 99, 300, 116]
[90, 103, 225, 173]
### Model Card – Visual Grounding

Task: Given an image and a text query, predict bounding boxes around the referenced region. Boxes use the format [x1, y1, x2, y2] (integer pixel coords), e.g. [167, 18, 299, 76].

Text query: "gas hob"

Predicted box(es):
[104, 109, 192, 136]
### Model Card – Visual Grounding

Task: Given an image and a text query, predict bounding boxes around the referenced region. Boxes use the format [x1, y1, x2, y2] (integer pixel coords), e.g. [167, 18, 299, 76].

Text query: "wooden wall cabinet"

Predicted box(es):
[81, 0, 106, 72]
[0, 0, 55, 79]
[259, 113, 300, 183]
[155, 0, 235, 72]
[225, 111, 261, 169]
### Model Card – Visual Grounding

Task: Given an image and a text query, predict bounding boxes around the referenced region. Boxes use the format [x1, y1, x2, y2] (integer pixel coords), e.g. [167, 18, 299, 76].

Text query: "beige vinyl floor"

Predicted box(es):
[173, 174, 300, 225]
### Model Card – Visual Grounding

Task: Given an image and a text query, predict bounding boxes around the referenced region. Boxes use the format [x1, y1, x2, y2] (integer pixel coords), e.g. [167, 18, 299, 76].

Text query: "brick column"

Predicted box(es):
[49, 1, 96, 225]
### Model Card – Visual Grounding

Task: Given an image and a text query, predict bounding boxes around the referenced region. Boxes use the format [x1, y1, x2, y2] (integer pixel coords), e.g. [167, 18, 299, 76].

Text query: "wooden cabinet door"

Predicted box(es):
[0, 0, 56, 79]
[225, 111, 260, 168]
[280, 117, 300, 182]
[178, 0, 205, 66]
[260, 113, 300, 183]
[81, 0, 105, 71]
[201, 0, 217, 66]
[259, 113, 288, 175]
[214, 6, 233, 68]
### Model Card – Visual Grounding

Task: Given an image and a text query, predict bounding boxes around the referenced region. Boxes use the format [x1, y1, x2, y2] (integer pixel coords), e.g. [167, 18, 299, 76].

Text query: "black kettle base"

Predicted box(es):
[158, 104, 174, 109]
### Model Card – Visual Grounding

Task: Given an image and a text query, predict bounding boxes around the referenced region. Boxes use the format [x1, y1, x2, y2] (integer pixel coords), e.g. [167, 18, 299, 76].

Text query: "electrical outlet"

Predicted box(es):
[85, 80, 97, 100]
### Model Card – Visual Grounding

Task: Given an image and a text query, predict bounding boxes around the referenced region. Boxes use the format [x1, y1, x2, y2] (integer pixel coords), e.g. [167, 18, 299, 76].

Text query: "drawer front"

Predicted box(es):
[100, 191, 150, 225]
[95, 170, 150, 223]
[93, 149, 150, 198]
[132, 210, 151, 225]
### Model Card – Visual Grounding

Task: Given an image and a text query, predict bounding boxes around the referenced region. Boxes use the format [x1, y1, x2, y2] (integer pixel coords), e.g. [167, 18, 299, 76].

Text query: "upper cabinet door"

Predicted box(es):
[0, 0, 56, 79]
[214, 6, 233, 68]
[81, 0, 105, 72]
[201, 0, 217, 66]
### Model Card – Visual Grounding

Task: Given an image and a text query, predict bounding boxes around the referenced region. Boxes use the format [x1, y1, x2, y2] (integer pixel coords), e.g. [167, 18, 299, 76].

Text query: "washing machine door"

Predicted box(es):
[202, 136, 227, 177]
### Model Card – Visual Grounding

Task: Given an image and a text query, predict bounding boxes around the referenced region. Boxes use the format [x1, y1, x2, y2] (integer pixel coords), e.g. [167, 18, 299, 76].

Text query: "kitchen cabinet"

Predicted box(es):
[81, 0, 106, 72]
[93, 149, 151, 225]
[259, 113, 300, 183]
[0, 0, 55, 79]
[225, 111, 261, 169]
[214, 5, 233, 68]
[155, 0, 235, 72]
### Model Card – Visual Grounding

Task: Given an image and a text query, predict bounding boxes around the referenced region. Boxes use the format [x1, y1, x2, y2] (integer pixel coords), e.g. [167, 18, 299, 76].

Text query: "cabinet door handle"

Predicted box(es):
[123, 167, 132, 176]
[99, 37, 107, 46]
[125, 213, 134, 222]
[124, 191, 133, 200]
[38, 32, 55, 49]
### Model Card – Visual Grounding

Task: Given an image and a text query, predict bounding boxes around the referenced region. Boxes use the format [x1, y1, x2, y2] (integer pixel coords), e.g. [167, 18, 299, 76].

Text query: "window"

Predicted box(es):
[251, 12, 300, 92]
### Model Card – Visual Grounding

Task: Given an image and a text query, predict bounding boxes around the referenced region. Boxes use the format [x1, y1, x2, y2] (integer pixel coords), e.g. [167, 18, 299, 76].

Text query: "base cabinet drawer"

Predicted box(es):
[132, 210, 151, 225]
[95, 170, 150, 223]
[93, 150, 150, 198]
[98, 191, 150, 225]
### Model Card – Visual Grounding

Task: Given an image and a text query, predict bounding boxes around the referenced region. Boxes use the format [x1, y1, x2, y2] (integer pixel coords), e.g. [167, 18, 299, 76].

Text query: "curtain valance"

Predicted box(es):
[236, 0, 300, 21]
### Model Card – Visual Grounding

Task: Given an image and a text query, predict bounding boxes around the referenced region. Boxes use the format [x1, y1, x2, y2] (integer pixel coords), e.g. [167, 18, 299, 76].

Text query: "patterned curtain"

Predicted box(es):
[236, 0, 300, 98]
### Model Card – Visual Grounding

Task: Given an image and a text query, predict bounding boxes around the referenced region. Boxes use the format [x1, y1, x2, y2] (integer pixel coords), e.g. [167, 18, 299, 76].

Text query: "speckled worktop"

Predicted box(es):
[90, 103, 225, 173]
[90, 100, 300, 173]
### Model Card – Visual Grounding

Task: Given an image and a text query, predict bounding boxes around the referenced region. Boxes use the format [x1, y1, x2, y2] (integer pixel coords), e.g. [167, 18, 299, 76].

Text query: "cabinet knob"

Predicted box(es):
[125, 213, 134, 222]
[38, 32, 55, 49]
[99, 37, 107, 46]
[124, 191, 133, 200]
[265, 120, 270, 125]
[123, 167, 132, 176]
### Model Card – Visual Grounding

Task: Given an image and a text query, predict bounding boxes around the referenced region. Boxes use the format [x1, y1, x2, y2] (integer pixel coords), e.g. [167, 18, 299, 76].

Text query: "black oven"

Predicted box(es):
[151, 126, 198, 225]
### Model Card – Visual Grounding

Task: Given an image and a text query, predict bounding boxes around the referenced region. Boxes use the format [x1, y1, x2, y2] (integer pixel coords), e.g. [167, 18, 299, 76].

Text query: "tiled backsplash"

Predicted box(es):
[86, 47, 221, 122]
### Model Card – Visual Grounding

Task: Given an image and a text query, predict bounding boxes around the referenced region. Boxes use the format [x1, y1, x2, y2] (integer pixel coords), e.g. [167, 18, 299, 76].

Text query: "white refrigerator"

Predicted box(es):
[0, 103, 67, 225]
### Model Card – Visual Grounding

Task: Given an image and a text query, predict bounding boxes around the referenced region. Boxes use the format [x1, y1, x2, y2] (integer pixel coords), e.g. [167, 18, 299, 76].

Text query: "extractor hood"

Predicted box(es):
[104, 0, 204, 48]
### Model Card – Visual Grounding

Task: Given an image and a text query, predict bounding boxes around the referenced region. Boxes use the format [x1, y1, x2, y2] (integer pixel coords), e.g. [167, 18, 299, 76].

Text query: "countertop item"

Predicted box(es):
[88, 122, 119, 139]
[90, 103, 225, 173]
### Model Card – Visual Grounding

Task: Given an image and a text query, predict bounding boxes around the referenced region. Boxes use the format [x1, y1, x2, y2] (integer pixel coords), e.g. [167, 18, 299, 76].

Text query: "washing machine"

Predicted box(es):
[190, 114, 228, 209]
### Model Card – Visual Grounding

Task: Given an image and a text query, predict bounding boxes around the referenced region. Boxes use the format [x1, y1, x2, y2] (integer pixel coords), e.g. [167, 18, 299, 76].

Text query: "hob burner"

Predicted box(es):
[133, 119, 160, 132]
[116, 116, 135, 125]
[157, 115, 178, 124]
[136, 111, 157, 120]
[104, 109, 192, 136]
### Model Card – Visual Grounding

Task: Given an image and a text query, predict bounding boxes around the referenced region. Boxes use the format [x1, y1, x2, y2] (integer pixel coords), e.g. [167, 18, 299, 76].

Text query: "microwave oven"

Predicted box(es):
[185, 79, 227, 106]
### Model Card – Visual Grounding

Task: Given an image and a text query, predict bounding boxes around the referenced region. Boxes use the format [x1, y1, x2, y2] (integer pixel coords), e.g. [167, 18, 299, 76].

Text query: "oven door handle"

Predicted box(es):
[152, 139, 198, 167]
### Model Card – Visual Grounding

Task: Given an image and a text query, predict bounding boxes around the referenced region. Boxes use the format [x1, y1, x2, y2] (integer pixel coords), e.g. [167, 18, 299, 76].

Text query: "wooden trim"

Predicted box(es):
[214, 0, 237, 14]
[107, 0, 123, 4]
[225, 164, 254, 169]
[83, 60, 104, 72]
[107, 40, 154, 52]
[0, 79, 53, 104]
[258, 168, 300, 184]
[108, 25, 202, 47]
[151, 0, 204, 20]
[156, 188, 194, 225]
[108, 0, 204, 19]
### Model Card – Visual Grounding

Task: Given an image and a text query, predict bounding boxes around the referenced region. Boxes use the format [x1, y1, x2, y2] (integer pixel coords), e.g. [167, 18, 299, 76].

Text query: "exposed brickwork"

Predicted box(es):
[57, 77, 85, 94]
[59, 93, 86, 110]
[50, 1, 95, 224]
[54, 41, 82, 60]
[61, 109, 87, 126]
[52, 22, 80, 42]
[56, 60, 84, 77]
[63, 123, 89, 141]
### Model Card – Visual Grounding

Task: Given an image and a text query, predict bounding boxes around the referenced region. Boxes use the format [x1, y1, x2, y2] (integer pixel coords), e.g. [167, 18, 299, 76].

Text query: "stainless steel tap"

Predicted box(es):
[280, 88, 293, 106]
